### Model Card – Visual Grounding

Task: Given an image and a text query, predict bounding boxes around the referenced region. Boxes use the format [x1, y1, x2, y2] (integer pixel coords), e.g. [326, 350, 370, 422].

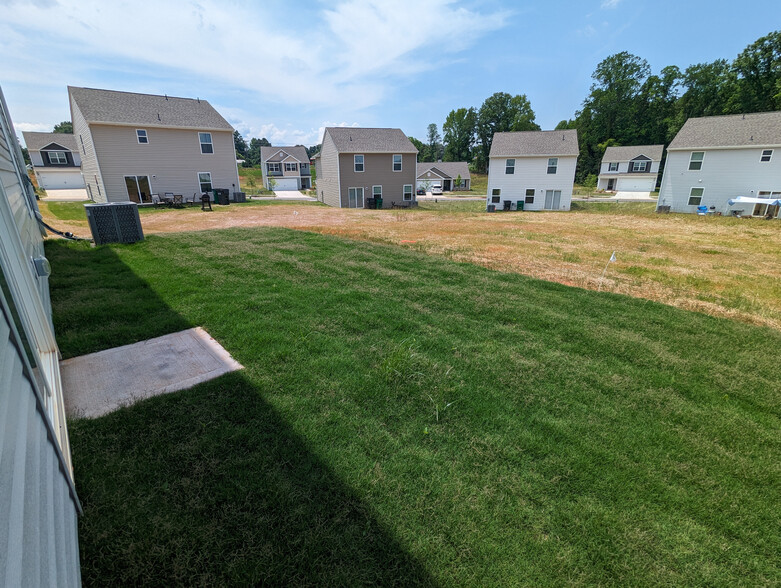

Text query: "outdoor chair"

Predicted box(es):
[185, 193, 197, 206]
[172, 194, 183, 207]
[151, 194, 164, 206]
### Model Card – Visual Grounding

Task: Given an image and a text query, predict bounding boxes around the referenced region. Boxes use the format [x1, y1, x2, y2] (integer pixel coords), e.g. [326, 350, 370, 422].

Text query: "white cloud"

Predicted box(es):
[0, 0, 508, 113]
[600, 0, 622, 8]
[15, 122, 51, 133]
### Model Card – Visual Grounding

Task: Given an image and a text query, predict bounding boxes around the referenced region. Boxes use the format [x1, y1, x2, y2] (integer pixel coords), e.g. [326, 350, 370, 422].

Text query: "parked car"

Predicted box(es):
[416, 187, 425, 195]
[431, 184, 443, 195]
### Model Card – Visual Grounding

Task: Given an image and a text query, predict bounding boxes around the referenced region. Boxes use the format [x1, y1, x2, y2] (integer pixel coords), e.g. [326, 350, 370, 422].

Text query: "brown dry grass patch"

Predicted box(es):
[40, 201, 781, 329]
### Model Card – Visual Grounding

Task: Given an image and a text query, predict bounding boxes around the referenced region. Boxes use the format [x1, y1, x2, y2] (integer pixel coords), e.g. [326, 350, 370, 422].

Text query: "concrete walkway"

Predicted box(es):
[60, 327, 242, 418]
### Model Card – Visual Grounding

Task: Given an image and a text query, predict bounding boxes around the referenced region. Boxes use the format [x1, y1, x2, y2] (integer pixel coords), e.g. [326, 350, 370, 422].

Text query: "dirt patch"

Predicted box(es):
[43, 203, 781, 329]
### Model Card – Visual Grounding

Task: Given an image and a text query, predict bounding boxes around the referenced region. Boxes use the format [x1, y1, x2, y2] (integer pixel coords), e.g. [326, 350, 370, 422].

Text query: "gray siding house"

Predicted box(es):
[597, 144, 663, 192]
[416, 162, 471, 191]
[316, 128, 418, 208]
[260, 146, 311, 191]
[1, 86, 81, 586]
[69, 86, 240, 203]
[22, 132, 85, 190]
[657, 111, 781, 217]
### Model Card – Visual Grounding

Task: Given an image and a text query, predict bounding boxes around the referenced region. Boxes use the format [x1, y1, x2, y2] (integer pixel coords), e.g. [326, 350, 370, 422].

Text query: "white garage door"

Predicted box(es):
[37, 171, 84, 190]
[616, 177, 654, 192]
[272, 178, 298, 191]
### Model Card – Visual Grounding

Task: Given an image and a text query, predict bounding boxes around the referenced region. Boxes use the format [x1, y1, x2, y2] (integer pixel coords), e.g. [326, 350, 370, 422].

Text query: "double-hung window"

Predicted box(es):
[491, 188, 501, 203]
[547, 158, 558, 174]
[608, 162, 618, 172]
[136, 129, 148, 144]
[284, 162, 297, 172]
[688, 187, 704, 206]
[688, 151, 704, 171]
[373, 185, 382, 198]
[198, 172, 212, 193]
[760, 149, 773, 162]
[630, 161, 648, 172]
[268, 162, 280, 173]
[403, 185, 413, 201]
[354, 154, 364, 172]
[47, 151, 67, 164]
[199, 132, 213, 154]
[393, 154, 402, 171]
[505, 159, 515, 174]
[525, 188, 535, 204]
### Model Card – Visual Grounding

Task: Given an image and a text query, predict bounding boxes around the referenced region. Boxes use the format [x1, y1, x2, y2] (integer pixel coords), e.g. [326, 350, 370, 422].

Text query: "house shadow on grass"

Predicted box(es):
[46, 241, 433, 586]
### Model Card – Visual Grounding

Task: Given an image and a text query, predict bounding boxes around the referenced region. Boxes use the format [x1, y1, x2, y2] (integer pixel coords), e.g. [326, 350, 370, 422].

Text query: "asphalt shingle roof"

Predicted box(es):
[325, 127, 417, 153]
[68, 86, 233, 131]
[489, 130, 579, 158]
[602, 145, 663, 162]
[260, 146, 309, 163]
[416, 162, 471, 179]
[668, 111, 781, 149]
[22, 132, 78, 152]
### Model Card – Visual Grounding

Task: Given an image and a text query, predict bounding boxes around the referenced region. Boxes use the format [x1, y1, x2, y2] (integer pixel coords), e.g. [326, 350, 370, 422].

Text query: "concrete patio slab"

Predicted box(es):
[60, 327, 242, 418]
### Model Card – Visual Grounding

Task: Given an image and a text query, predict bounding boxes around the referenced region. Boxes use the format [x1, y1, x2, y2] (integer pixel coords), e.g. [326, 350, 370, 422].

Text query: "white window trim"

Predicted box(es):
[47, 151, 67, 164]
[631, 161, 649, 172]
[199, 132, 213, 154]
[687, 186, 704, 206]
[547, 158, 558, 174]
[525, 188, 535, 204]
[284, 162, 297, 172]
[608, 162, 619, 172]
[267, 162, 281, 173]
[393, 154, 402, 172]
[136, 129, 148, 144]
[505, 159, 515, 174]
[760, 149, 773, 162]
[354, 154, 364, 173]
[198, 171, 213, 193]
[403, 184, 413, 201]
[689, 151, 704, 171]
[373, 185, 382, 197]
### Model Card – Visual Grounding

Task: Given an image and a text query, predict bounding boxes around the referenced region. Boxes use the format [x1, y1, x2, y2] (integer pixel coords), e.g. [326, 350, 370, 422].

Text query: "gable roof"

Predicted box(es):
[602, 144, 663, 162]
[22, 132, 78, 152]
[416, 161, 471, 179]
[325, 127, 417, 153]
[668, 111, 781, 150]
[260, 145, 308, 163]
[68, 86, 233, 131]
[490, 130, 579, 157]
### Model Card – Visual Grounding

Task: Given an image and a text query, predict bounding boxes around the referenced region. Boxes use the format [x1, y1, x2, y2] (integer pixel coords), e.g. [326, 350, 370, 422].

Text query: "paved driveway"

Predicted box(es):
[272, 190, 316, 200]
[41, 188, 89, 201]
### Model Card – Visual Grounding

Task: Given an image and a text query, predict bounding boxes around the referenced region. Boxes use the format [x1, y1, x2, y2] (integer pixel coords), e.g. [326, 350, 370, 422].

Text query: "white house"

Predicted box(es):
[22, 132, 85, 190]
[1, 86, 81, 585]
[657, 111, 781, 217]
[597, 144, 663, 192]
[486, 130, 578, 211]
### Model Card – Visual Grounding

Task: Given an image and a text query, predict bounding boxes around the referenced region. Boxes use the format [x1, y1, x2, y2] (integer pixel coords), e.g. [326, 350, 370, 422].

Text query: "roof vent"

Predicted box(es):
[157, 112, 161, 121]
[750, 135, 754, 141]
[165, 94, 168, 101]
[197, 97, 200, 103]
[562, 134, 565, 140]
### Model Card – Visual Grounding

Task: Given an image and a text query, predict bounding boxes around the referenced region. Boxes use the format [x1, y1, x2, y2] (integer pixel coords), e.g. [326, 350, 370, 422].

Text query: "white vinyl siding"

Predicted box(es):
[486, 155, 577, 211]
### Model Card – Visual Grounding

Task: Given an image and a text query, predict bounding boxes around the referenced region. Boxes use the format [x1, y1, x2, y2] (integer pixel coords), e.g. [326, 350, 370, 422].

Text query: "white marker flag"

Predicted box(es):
[609, 251, 616, 263]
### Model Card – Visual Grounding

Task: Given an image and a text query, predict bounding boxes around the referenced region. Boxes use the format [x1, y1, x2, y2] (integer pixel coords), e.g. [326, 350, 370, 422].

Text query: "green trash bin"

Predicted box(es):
[376, 197, 383, 209]
[517, 201, 524, 211]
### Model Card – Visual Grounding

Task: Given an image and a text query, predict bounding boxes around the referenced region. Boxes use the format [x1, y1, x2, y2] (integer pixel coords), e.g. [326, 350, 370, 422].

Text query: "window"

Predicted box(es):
[547, 158, 558, 174]
[136, 129, 148, 144]
[688, 187, 704, 206]
[284, 162, 297, 172]
[760, 149, 773, 162]
[491, 188, 501, 203]
[354, 154, 364, 172]
[47, 151, 67, 164]
[491, 196, 500, 203]
[403, 184, 413, 201]
[268, 162, 280, 173]
[373, 185, 382, 198]
[525, 188, 535, 204]
[608, 162, 618, 172]
[393, 154, 402, 171]
[198, 172, 212, 193]
[505, 158, 515, 174]
[199, 132, 213, 154]
[688, 151, 704, 171]
[630, 161, 649, 172]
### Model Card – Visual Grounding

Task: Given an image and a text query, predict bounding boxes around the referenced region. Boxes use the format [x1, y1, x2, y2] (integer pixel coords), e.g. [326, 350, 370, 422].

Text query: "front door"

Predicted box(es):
[348, 187, 364, 208]
[607, 178, 615, 191]
[124, 175, 152, 203]
[544, 190, 561, 210]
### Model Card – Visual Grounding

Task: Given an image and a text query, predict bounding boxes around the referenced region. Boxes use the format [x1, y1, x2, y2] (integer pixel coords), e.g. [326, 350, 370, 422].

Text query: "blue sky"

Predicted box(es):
[2, 0, 777, 147]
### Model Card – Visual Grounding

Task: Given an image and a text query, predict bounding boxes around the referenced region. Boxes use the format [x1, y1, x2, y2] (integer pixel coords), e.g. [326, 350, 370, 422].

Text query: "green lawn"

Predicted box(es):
[47, 229, 780, 586]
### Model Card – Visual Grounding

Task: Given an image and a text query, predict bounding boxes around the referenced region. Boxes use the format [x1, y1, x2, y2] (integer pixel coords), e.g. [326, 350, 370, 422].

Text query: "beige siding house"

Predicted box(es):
[260, 145, 311, 191]
[69, 86, 240, 203]
[316, 128, 418, 208]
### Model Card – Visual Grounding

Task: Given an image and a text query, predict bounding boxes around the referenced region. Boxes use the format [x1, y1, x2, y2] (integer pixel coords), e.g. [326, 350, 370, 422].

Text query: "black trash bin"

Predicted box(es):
[213, 188, 230, 205]
[503, 200, 512, 211]
[487, 204, 496, 212]
[365, 197, 375, 209]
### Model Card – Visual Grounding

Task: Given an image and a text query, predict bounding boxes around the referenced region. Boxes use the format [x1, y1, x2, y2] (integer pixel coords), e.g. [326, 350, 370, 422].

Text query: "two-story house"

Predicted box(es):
[486, 130, 579, 211]
[597, 145, 663, 192]
[260, 145, 311, 191]
[68, 86, 240, 203]
[22, 131, 85, 190]
[657, 111, 781, 217]
[316, 127, 418, 208]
